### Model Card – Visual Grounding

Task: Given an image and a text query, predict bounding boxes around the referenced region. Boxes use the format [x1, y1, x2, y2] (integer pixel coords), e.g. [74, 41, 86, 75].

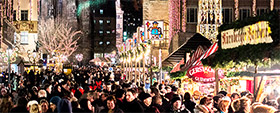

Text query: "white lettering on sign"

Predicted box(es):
[221, 21, 273, 49]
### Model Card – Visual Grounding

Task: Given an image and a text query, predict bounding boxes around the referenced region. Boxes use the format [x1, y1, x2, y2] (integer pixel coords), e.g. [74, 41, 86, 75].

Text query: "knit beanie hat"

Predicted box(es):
[171, 97, 181, 104]
[50, 96, 61, 106]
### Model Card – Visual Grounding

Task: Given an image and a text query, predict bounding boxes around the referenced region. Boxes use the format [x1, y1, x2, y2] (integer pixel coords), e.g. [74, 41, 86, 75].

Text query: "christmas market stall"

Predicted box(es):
[202, 10, 280, 103]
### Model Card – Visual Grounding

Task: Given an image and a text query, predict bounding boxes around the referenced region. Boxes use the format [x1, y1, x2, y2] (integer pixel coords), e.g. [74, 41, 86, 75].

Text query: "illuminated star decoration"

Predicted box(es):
[77, 0, 107, 17]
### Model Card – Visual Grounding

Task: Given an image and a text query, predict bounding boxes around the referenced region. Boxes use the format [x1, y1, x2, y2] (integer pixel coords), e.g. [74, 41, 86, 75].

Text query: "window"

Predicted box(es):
[99, 20, 103, 24]
[106, 41, 110, 45]
[239, 9, 250, 20]
[187, 8, 197, 23]
[99, 31, 103, 34]
[93, 10, 95, 13]
[20, 31, 28, 44]
[107, 20, 111, 25]
[94, 20, 96, 24]
[257, 8, 268, 16]
[100, 9, 103, 14]
[222, 8, 233, 24]
[13, 10, 16, 21]
[21, 10, 28, 21]
[99, 41, 103, 45]
[117, 24, 120, 29]
[106, 31, 110, 34]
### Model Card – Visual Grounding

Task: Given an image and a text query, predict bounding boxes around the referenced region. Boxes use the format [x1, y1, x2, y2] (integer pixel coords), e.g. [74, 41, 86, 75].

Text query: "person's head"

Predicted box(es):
[29, 103, 41, 113]
[252, 104, 277, 113]
[184, 92, 191, 101]
[150, 88, 159, 97]
[213, 94, 223, 104]
[45, 84, 52, 93]
[106, 96, 116, 110]
[1, 88, 7, 96]
[232, 97, 251, 113]
[49, 96, 61, 111]
[101, 93, 109, 101]
[27, 100, 39, 111]
[17, 97, 28, 107]
[87, 91, 95, 102]
[153, 95, 163, 105]
[245, 93, 254, 104]
[40, 99, 49, 113]
[171, 97, 182, 110]
[231, 93, 240, 101]
[218, 96, 231, 112]
[166, 86, 172, 93]
[140, 93, 152, 107]
[115, 89, 125, 99]
[193, 90, 201, 100]
[218, 91, 228, 97]
[126, 89, 136, 102]
[38, 89, 47, 98]
[106, 84, 112, 92]
[199, 97, 208, 105]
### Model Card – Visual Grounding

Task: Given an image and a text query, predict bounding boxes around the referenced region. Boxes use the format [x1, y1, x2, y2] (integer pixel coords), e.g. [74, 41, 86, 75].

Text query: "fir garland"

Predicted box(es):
[203, 10, 280, 70]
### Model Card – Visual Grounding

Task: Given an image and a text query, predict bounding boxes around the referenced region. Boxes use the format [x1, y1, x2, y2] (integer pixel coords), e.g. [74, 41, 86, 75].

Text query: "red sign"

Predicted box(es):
[187, 65, 224, 83]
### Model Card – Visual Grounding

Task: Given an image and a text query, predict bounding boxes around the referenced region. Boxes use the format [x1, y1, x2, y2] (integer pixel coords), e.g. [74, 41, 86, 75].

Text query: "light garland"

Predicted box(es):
[197, 0, 222, 40]
[30, 0, 32, 20]
[18, 0, 20, 20]
[168, 0, 180, 42]
[234, 0, 239, 20]
[182, 0, 186, 32]
[252, 0, 256, 16]
[270, 0, 274, 11]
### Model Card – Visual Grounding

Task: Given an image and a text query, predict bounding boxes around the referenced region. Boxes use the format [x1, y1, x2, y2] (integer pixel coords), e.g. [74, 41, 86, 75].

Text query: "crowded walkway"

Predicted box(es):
[0, 66, 279, 113]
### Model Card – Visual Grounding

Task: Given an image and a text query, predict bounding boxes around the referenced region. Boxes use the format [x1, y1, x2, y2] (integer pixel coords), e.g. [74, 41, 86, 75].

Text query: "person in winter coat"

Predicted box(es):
[167, 96, 191, 113]
[140, 93, 160, 113]
[231, 97, 251, 113]
[57, 98, 72, 113]
[215, 96, 231, 113]
[100, 95, 124, 113]
[183, 92, 196, 113]
[123, 89, 144, 113]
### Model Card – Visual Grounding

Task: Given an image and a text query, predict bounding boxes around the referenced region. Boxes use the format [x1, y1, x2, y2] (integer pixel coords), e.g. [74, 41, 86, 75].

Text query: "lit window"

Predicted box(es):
[93, 10, 95, 13]
[107, 20, 110, 23]
[106, 41, 110, 45]
[138, 18, 140, 21]
[100, 9, 103, 14]
[94, 20, 96, 24]
[99, 41, 103, 45]
[99, 20, 103, 24]
[99, 31, 103, 34]
[20, 31, 28, 44]
[107, 31, 110, 34]
[133, 18, 135, 21]
[124, 32, 127, 36]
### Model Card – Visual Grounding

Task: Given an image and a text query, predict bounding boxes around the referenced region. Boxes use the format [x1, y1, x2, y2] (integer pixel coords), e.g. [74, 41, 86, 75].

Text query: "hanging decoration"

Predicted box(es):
[252, 0, 256, 16]
[234, 0, 239, 20]
[18, 0, 20, 20]
[30, 0, 32, 20]
[168, 0, 180, 41]
[270, 0, 274, 11]
[197, 0, 222, 41]
[182, 0, 187, 32]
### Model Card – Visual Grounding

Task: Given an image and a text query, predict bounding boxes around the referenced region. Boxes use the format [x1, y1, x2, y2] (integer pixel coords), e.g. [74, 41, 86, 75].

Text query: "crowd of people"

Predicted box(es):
[0, 66, 279, 113]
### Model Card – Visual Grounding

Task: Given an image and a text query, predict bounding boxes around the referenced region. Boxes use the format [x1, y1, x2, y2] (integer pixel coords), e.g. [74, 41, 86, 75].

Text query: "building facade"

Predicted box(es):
[116, 0, 124, 52]
[91, 0, 116, 58]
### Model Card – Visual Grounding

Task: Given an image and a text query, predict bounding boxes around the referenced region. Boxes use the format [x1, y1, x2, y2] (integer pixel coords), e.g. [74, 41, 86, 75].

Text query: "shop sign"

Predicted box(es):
[221, 21, 273, 49]
[144, 20, 164, 40]
[187, 65, 224, 83]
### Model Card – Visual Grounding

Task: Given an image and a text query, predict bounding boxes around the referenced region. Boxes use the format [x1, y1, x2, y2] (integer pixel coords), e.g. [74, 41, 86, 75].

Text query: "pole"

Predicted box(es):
[143, 53, 145, 85]
[8, 54, 11, 85]
[150, 45, 153, 85]
[215, 69, 219, 95]
[159, 49, 162, 84]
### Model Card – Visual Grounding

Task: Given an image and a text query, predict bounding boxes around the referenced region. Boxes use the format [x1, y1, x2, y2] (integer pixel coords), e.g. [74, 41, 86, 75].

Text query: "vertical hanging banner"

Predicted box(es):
[144, 20, 164, 40]
[137, 26, 145, 43]
[133, 33, 138, 47]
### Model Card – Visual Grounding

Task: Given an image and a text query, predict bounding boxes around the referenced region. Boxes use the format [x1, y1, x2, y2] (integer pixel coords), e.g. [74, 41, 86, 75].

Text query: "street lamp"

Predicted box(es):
[75, 54, 83, 67]
[0, 48, 18, 85]
[27, 50, 41, 71]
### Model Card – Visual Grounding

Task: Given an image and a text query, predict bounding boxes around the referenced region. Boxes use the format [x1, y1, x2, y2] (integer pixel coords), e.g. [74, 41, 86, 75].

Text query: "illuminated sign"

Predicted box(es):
[221, 21, 273, 49]
[144, 20, 164, 40]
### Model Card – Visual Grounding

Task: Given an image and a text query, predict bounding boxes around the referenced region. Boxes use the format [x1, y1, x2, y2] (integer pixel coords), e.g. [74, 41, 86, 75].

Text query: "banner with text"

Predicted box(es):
[221, 21, 273, 49]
